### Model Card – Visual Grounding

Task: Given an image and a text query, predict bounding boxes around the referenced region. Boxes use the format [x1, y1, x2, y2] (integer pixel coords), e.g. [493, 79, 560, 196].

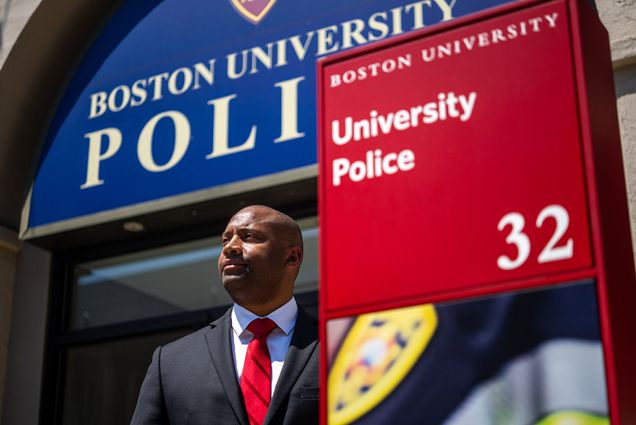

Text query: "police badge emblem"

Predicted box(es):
[328, 304, 438, 425]
[230, 0, 277, 24]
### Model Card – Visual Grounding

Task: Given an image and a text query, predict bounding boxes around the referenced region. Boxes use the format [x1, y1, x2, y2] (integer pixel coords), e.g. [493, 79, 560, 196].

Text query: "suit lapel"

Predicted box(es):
[205, 309, 249, 425]
[264, 308, 318, 425]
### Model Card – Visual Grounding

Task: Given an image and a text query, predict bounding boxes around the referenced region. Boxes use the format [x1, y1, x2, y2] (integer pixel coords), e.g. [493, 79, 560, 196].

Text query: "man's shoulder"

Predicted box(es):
[295, 307, 319, 337]
[162, 326, 208, 349]
[297, 306, 317, 322]
[159, 309, 231, 358]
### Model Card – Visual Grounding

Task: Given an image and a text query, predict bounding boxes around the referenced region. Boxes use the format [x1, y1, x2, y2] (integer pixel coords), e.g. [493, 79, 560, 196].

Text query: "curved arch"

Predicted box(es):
[0, 0, 122, 230]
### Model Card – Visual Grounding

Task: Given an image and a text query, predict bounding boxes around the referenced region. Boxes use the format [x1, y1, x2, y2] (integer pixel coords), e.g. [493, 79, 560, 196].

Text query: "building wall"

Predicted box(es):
[0, 4, 39, 420]
[1, 244, 50, 425]
[597, 0, 636, 262]
[0, 0, 40, 67]
[616, 66, 636, 261]
[598, 0, 636, 68]
[0, 227, 19, 422]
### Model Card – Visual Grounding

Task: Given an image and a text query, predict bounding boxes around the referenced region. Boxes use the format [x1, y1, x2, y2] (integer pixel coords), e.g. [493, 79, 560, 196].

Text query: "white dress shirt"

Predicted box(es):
[231, 297, 298, 396]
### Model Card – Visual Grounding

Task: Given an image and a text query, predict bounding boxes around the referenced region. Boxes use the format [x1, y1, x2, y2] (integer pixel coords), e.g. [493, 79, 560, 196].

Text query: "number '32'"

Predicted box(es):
[497, 204, 574, 271]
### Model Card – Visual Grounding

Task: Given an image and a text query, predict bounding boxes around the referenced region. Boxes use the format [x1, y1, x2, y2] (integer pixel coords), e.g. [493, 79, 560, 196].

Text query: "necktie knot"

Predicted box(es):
[247, 318, 277, 339]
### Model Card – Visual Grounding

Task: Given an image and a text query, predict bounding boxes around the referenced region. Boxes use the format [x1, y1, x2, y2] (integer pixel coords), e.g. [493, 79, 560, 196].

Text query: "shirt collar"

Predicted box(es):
[231, 297, 298, 337]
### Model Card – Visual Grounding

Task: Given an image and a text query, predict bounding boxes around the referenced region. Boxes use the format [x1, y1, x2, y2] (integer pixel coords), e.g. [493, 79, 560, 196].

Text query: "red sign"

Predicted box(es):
[318, 1, 636, 424]
[319, 0, 592, 313]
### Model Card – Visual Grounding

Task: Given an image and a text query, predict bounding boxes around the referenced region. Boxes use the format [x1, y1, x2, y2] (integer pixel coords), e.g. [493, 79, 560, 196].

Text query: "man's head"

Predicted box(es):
[218, 205, 303, 316]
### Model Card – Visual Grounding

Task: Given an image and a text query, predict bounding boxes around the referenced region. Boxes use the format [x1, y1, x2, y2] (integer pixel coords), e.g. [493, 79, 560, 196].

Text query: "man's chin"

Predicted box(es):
[221, 274, 251, 292]
[222, 278, 256, 308]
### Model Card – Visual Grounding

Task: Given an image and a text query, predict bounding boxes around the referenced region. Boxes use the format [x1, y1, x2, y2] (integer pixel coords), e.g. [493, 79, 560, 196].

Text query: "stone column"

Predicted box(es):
[598, 0, 636, 265]
[0, 226, 19, 421]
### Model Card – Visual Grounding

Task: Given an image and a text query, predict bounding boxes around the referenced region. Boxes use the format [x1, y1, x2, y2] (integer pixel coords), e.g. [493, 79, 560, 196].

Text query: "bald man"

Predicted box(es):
[131, 206, 319, 425]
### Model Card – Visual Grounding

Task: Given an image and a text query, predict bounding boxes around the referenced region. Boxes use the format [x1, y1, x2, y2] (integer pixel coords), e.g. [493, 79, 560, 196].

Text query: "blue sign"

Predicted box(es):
[22, 0, 516, 238]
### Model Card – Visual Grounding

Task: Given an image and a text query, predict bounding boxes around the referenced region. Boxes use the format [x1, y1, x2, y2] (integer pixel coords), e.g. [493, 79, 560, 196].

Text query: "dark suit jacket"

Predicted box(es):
[130, 307, 319, 425]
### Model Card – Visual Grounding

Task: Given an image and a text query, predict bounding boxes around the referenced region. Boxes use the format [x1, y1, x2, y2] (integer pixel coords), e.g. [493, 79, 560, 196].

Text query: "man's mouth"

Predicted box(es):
[222, 261, 248, 274]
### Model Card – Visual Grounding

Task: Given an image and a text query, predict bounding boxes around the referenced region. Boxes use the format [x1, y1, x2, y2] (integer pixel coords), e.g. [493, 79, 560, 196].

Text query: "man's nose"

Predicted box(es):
[223, 234, 242, 255]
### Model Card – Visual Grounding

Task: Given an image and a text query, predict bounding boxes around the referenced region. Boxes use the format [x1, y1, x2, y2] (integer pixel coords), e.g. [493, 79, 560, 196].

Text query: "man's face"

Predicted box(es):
[218, 208, 292, 310]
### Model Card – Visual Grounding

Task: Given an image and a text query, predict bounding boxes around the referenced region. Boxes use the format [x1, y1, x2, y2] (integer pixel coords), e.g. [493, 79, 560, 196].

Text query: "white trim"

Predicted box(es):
[19, 185, 33, 241]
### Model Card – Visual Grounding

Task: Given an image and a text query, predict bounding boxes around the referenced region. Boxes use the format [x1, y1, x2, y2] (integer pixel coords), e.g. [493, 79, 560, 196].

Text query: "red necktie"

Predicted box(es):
[241, 318, 277, 425]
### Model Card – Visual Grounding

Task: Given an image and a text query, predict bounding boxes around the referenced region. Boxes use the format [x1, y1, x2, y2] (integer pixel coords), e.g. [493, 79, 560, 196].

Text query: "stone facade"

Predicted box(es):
[597, 0, 636, 262]
[0, 0, 40, 67]
[0, 227, 19, 422]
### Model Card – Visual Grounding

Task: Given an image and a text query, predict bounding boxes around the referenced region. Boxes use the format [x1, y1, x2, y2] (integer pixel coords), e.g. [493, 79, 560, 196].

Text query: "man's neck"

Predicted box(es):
[239, 296, 294, 317]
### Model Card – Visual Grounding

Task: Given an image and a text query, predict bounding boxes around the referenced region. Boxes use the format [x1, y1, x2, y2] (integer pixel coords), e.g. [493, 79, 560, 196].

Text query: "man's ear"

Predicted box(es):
[286, 246, 303, 267]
